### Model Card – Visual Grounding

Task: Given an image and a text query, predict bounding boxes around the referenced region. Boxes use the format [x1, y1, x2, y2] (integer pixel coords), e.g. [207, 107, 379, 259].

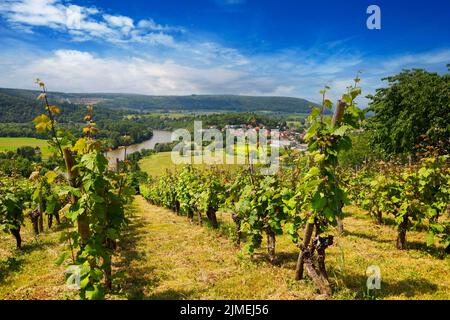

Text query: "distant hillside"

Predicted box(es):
[0, 88, 319, 114]
[0, 88, 128, 123]
[95, 94, 318, 113]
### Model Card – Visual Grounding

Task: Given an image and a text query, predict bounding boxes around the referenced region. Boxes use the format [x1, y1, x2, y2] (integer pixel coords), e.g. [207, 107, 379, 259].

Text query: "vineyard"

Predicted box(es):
[0, 77, 449, 300]
[140, 81, 449, 296]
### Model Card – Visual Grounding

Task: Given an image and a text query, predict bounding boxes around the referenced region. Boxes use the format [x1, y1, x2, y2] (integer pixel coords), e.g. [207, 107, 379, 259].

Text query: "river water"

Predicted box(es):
[106, 130, 174, 163]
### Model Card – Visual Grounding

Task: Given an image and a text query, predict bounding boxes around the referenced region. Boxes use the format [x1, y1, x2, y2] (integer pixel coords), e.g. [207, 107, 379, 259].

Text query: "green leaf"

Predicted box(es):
[342, 94, 352, 104]
[55, 251, 70, 266]
[323, 206, 335, 222]
[80, 274, 90, 289]
[324, 99, 332, 109]
[310, 107, 321, 119]
[350, 87, 362, 99]
[347, 105, 361, 117]
[44, 171, 59, 184]
[311, 193, 326, 210]
[333, 125, 352, 136]
[304, 166, 320, 180]
[84, 284, 105, 300]
[65, 205, 84, 221]
[426, 233, 434, 246]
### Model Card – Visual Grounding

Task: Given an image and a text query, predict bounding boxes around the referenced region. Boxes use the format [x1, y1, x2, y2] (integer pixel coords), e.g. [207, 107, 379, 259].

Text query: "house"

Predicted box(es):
[270, 139, 294, 148]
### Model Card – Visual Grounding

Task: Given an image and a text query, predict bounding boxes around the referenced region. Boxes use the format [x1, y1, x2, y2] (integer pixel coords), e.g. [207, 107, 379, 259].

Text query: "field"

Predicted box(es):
[0, 137, 51, 157]
[139, 152, 177, 176]
[138, 144, 275, 177]
[139, 151, 247, 177]
[1, 196, 448, 300]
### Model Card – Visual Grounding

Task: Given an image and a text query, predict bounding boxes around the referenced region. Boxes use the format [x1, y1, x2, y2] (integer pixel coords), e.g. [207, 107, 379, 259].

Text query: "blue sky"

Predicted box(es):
[0, 0, 449, 105]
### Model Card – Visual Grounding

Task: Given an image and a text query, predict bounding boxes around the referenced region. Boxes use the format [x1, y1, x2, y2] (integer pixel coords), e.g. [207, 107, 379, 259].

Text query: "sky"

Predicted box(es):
[0, 0, 449, 105]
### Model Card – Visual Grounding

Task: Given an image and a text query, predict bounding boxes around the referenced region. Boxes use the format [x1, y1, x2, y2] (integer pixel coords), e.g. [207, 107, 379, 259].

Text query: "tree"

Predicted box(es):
[16, 146, 42, 162]
[367, 68, 449, 157]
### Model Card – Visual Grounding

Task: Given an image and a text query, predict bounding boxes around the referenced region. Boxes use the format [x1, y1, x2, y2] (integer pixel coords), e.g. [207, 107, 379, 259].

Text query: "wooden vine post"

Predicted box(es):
[332, 100, 347, 234]
[63, 148, 90, 246]
[294, 100, 347, 296]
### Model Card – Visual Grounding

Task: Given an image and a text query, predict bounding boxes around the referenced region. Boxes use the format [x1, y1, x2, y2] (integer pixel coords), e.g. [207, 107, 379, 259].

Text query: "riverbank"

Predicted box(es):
[106, 130, 174, 163]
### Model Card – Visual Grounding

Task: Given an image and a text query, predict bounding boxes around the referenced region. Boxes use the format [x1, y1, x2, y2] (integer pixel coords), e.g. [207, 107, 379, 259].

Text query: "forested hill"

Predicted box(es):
[95, 94, 317, 113]
[0, 87, 318, 114]
[0, 89, 128, 123]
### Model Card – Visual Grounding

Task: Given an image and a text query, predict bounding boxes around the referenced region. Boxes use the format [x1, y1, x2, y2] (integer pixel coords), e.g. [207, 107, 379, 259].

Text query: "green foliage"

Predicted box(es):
[32, 79, 135, 300]
[0, 154, 33, 178]
[285, 82, 363, 235]
[0, 87, 319, 114]
[0, 177, 31, 244]
[367, 68, 450, 157]
[16, 146, 42, 162]
[141, 81, 365, 277]
[62, 147, 133, 299]
[96, 94, 319, 114]
[238, 174, 287, 254]
[345, 156, 450, 250]
[198, 169, 226, 214]
[176, 166, 201, 215]
[338, 131, 379, 168]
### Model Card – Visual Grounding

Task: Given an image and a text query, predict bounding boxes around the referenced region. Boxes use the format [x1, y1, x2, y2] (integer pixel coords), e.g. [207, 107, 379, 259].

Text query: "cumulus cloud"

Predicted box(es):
[374, 49, 450, 75]
[103, 14, 134, 34]
[0, 1, 449, 106]
[137, 18, 185, 33]
[1, 45, 447, 107]
[0, 49, 246, 94]
[0, 0, 182, 45]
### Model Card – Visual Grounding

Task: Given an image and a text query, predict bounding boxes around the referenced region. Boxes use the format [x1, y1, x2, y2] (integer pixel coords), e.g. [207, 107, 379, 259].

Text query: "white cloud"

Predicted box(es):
[103, 14, 134, 34]
[0, 1, 448, 106]
[0, 0, 180, 45]
[0, 48, 311, 99]
[0, 49, 246, 95]
[137, 18, 185, 33]
[138, 33, 175, 46]
[0, 45, 448, 108]
[5, 0, 67, 28]
[375, 49, 450, 74]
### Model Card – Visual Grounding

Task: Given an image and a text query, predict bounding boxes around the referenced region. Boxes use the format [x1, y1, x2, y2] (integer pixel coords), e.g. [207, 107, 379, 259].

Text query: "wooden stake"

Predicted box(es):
[332, 100, 346, 126]
[332, 100, 347, 234]
[63, 148, 90, 246]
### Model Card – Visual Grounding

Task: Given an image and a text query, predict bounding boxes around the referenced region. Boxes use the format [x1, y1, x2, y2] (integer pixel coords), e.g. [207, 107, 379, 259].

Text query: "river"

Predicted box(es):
[106, 130, 174, 163]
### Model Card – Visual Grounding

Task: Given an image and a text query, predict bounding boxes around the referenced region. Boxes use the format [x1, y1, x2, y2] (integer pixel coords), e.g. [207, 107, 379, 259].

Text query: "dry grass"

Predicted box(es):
[112, 197, 318, 300]
[1, 197, 449, 300]
[0, 221, 76, 300]
[111, 197, 450, 300]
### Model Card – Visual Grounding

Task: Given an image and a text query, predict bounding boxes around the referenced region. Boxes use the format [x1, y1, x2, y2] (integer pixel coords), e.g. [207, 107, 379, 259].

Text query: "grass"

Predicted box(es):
[139, 152, 177, 177]
[112, 199, 449, 300]
[139, 152, 245, 177]
[2, 197, 448, 300]
[0, 137, 51, 157]
[0, 221, 76, 300]
[139, 146, 277, 177]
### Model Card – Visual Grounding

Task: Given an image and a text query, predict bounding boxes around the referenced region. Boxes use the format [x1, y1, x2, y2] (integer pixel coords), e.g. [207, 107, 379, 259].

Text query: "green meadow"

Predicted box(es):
[0, 137, 51, 157]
